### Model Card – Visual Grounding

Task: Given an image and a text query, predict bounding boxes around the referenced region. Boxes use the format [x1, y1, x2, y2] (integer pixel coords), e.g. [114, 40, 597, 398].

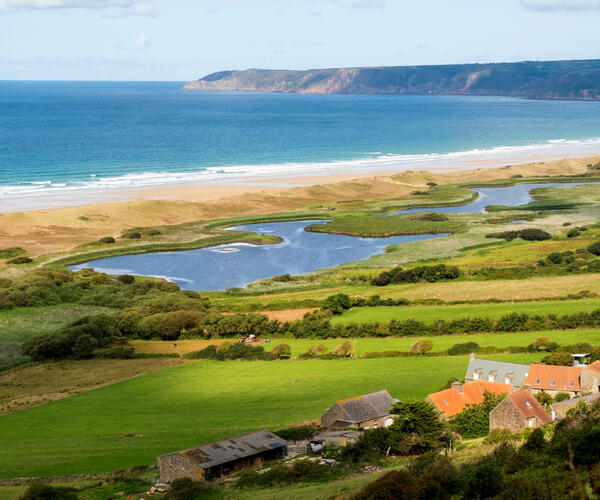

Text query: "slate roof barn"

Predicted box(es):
[465, 354, 530, 387]
[158, 430, 287, 482]
[321, 390, 396, 428]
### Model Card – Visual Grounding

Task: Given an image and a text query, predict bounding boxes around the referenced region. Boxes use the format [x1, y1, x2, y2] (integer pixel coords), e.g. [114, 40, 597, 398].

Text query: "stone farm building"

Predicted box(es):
[550, 393, 600, 420]
[464, 354, 530, 387]
[427, 380, 512, 418]
[321, 390, 396, 429]
[158, 430, 287, 482]
[581, 361, 600, 393]
[489, 391, 553, 432]
[524, 364, 582, 398]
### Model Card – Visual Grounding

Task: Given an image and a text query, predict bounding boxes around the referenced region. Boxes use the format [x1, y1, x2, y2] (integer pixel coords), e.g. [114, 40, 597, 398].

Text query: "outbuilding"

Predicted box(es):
[158, 430, 287, 482]
[489, 391, 552, 432]
[321, 390, 396, 429]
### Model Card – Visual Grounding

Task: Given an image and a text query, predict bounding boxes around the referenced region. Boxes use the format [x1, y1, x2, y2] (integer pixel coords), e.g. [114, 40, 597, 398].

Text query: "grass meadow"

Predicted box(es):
[0, 305, 114, 343]
[331, 298, 600, 325]
[0, 353, 543, 478]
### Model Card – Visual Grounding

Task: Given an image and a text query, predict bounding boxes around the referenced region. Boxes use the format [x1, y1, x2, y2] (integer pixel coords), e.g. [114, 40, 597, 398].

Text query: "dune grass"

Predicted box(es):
[330, 298, 600, 325]
[0, 353, 542, 479]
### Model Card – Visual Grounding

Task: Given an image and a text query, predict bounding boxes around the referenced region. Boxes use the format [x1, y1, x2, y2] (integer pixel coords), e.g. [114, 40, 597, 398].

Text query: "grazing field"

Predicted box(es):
[0, 305, 115, 343]
[0, 353, 543, 479]
[207, 272, 600, 313]
[134, 329, 600, 357]
[331, 298, 600, 325]
[0, 358, 183, 415]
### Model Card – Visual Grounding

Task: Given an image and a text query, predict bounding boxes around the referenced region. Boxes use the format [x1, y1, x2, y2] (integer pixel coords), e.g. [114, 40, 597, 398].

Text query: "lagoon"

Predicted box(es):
[70, 220, 447, 291]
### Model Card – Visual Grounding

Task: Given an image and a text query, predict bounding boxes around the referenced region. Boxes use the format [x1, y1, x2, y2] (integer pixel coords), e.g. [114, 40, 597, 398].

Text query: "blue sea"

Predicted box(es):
[2, 81, 600, 209]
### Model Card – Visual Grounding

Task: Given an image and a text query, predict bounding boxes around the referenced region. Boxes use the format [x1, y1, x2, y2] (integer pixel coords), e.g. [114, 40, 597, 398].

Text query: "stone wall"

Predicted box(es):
[581, 369, 600, 393]
[158, 453, 204, 483]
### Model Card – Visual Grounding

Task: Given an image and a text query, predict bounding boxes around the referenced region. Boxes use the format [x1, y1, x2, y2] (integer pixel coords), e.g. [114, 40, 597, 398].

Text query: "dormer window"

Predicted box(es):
[504, 377, 510, 385]
[551, 380, 556, 386]
[473, 371, 479, 380]
[488, 374, 495, 382]
[525, 401, 531, 407]
[536, 379, 540, 384]
[443, 400, 448, 405]
[570, 381, 574, 387]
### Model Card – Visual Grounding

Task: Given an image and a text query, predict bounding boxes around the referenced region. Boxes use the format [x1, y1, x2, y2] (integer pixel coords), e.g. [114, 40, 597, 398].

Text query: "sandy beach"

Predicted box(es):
[0, 152, 599, 259]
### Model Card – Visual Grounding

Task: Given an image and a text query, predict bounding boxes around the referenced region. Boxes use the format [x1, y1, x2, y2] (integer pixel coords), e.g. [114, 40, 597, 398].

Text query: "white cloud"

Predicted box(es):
[0, 0, 155, 16]
[520, 0, 600, 10]
[117, 33, 149, 49]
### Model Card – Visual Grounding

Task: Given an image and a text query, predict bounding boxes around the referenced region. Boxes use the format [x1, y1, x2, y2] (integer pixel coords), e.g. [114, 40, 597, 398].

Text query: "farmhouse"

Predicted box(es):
[550, 393, 600, 420]
[464, 354, 530, 388]
[581, 360, 600, 393]
[321, 390, 396, 429]
[158, 430, 287, 482]
[489, 391, 553, 432]
[427, 380, 512, 418]
[524, 364, 582, 397]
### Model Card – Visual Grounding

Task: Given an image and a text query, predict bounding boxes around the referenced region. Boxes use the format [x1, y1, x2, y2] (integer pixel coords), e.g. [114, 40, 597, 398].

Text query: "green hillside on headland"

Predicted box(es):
[184, 59, 600, 100]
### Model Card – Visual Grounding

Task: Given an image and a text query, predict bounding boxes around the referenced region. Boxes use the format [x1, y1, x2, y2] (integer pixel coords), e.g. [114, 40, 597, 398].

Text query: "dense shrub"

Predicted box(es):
[410, 340, 433, 355]
[541, 352, 573, 366]
[236, 459, 337, 488]
[165, 477, 214, 499]
[272, 343, 291, 359]
[447, 342, 480, 355]
[372, 264, 460, 286]
[486, 228, 551, 242]
[98, 236, 115, 244]
[146, 228, 162, 236]
[274, 425, 321, 441]
[186, 343, 274, 361]
[117, 274, 135, 284]
[20, 483, 78, 500]
[412, 212, 448, 221]
[122, 230, 141, 239]
[566, 228, 581, 238]
[7, 256, 33, 264]
[588, 241, 600, 256]
[322, 293, 351, 314]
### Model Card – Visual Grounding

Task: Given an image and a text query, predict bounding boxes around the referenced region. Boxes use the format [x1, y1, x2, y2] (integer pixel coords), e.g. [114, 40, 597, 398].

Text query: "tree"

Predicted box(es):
[450, 392, 506, 438]
[541, 352, 573, 366]
[20, 483, 77, 500]
[272, 344, 291, 359]
[389, 399, 447, 453]
[322, 294, 351, 314]
[523, 427, 546, 452]
[534, 391, 553, 410]
[333, 341, 353, 358]
[463, 461, 505, 500]
[410, 340, 433, 355]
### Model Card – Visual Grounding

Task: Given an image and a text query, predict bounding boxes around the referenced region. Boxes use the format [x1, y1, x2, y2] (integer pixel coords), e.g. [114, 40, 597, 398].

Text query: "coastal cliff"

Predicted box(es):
[184, 59, 600, 100]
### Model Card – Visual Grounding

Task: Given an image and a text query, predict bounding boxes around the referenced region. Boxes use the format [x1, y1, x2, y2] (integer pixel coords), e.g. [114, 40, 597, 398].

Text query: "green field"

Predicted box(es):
[0, 305, 115, 343]
[260, 329, 600, 356]
[0, 353, 542, 479]
[331, 298, 600, 325]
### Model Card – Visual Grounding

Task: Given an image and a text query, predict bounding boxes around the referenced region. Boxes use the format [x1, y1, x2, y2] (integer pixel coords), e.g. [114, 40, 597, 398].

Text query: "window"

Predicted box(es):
[504, 377, 510, 385]
[473, 372, 479, 380]
[384, 418, 394, 427]
[488, 374, 494, 382]
[536, 379, 540, 384]
[570, 381, 574, 387]
[551, 380, 556, 386]
[525, 401, 531, 408]
[443, 400, 448, 405]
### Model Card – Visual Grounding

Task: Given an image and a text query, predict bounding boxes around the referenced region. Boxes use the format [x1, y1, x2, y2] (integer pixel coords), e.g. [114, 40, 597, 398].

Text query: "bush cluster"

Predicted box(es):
[486, 228, 552, 241]
[371, 264, 460, 286]
[185, 343, 274, 361]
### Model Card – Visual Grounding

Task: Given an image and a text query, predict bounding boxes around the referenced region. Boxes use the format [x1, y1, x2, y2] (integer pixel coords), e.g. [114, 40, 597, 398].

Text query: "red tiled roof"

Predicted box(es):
[525, 364, 581, 392]
[428, 381, 511, 418]
[584, 360, 600, 376]
[508, 391, 553, 425]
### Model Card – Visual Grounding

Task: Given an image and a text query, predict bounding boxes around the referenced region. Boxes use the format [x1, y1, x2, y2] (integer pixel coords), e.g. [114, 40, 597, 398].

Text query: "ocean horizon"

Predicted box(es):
[2, 80, 600, 210]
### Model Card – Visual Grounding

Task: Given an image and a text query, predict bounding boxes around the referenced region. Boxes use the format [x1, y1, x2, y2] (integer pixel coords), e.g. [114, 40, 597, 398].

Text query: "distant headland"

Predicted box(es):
[184, 59, 600, 100]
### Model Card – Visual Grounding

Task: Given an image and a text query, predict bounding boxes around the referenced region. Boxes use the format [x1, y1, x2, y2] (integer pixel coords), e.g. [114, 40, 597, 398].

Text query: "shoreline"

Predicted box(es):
[1, 153, 599, 259]
[2, 142, 600, 213]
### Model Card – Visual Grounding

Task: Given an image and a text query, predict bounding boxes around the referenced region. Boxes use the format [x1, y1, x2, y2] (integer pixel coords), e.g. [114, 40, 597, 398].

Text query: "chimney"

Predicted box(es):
[451, 381, 464, 394]
[470, 352, 476, 361]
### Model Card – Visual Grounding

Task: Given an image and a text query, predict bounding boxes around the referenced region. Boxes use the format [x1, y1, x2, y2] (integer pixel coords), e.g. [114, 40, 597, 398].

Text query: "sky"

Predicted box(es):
[0, 0, 599, 81]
